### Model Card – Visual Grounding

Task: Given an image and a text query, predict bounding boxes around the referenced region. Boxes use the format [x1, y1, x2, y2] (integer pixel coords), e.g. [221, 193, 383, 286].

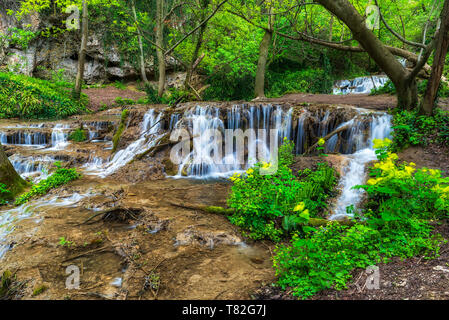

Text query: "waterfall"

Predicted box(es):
[333, 75, 389, 95]
[330, 113, 392, 220]
[85, 109, 163, 177]
[295, 113, 307, 155]
[174, 105, 294, 178]
[50, 124, 70, 150]
[0, 131, 47, 146]
[9, 155, 53, 182]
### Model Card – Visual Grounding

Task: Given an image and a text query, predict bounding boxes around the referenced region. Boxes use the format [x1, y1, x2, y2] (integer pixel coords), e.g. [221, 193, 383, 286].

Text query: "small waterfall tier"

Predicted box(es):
[333, 75, 389, 95]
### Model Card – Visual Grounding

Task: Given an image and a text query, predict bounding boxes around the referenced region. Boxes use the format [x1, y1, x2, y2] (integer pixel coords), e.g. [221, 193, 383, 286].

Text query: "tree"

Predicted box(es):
[156, 0, 166, 97]
[73, 0, 88, 100]
[421, 0, 449, 116]
[131, 0, 149, 84]
[254, 5, 273, 98]
[0, 143, 27, 200]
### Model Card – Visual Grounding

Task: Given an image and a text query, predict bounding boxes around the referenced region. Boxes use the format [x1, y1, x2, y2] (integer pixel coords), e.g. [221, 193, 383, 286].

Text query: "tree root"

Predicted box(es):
[77, 207, 143, 226]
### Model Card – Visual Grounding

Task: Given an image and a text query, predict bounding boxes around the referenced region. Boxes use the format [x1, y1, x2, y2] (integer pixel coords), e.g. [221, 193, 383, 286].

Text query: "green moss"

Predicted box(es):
[112, 109, 129, 154]
[32, 284, 48, 296]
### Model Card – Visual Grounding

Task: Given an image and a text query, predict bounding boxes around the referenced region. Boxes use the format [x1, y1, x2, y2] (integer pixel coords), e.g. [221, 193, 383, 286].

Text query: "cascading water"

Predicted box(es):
[9, 155, 54, 182]
[333, 75, 389, 95]
[50, 124, 70, 150]
[330, 112, 392, 220]
[85, 109, 163, 177]
[174, 105, 293, 178]
[0, 131, 47, 146]
[0, 192, 91, 258]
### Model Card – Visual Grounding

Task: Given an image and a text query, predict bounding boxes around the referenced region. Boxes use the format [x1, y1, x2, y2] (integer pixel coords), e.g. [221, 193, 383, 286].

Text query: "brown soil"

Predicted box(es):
[258, 93, 397, 110]
[1, 177, 275, 300]
[398, 145, 449, 176]
[83, 86, 146, 112]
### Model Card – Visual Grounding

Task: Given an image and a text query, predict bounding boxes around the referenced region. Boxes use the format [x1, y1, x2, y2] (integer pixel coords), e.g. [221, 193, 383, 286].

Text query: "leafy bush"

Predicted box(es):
[370, 79, 396, 95]
[115, 97, 136, 106]
[273, 138, 446, 299]
[0, 183, 11, 204]
[68, 128, 87, 142]
[0, 72, 87, 119]
[392, 108, 449, 149]
[15, 166, 81, 205]
[227, 140, 337, 241]
[266, 68, 333, 98]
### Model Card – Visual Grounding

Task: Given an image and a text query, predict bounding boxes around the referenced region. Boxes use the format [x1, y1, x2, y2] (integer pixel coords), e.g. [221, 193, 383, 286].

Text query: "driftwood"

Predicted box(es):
[305, 123, 352, 155]
[168, 202, 356, 227]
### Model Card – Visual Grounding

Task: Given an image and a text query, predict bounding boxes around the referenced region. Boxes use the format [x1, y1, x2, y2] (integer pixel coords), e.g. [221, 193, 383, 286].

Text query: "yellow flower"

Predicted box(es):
[246, 168, 254, 175]
[294, 202, 306, 212]
[372, 139, 384, 149]
[409, 162, 416, 167]
[317, 138, 325, 146]
[261, 162, 271, 169]
[367, 178, 378, 185]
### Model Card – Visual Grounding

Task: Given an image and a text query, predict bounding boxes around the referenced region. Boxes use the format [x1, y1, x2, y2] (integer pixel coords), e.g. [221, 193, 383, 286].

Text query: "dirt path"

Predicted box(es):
[259, 93, 397, 110]
[83, 86, 146, 112]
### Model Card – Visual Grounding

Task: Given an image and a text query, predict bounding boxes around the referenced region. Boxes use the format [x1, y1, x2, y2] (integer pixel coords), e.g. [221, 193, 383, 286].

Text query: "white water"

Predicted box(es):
[174, 105, 293, 179]
[333, 75, 389, 95]
[49, 124, 70, 150]
[330, 113, 392, 220]
[0, 192, 91, 258]
[84, 109, 163, 177]
[9, 154, 54, 182]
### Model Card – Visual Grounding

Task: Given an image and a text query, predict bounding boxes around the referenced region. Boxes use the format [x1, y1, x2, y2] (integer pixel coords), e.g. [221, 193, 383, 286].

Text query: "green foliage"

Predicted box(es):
[370, 79, 396, 95]
[112, 109, 129, 153]
[227, 140, 337, 241]
[58, 237, 74, 247]
[32, 284, 48, 297]
[15, 167, 81, 205]
[392, 108, 449, 150]
[0, 183, 11, 204]
[273, 139, 447, 299]
[68, 128, 87, 142]
[0, 72, 87, 119]
[115, 97, 136, 106]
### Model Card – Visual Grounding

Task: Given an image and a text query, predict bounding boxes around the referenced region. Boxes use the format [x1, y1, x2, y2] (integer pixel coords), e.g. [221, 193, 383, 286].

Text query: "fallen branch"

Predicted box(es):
[168, 202, 357, 227]
[305, 123, 352, 154]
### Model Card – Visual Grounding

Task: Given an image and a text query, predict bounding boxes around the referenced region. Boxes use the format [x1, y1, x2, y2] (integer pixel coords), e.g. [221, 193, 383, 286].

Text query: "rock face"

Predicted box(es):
[0, 5, 180, 83]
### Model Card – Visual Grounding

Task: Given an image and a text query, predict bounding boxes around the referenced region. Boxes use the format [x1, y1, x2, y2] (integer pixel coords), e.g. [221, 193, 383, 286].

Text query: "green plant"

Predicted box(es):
[0, 72, 87, 119]
[392, 108, 449, 150]
[370, 79, 396, 95]
[58, 237, 73, 248]
[68, 128, 87, 142]
[32, 284, 48, 296]
[273, 138, 447, 299]
[115, 97, 136, 106]
[227, 140, 337, 241]
[15, 167, 81, 205]
[0, 183, 11, 204]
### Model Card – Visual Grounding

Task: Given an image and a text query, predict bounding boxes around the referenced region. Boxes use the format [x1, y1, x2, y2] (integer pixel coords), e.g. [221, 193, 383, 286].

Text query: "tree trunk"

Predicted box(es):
[329, 15, 334, 41]
[0, 143, 27, 200]
[254, 30, 273, 98]
[132, 0, 149, 84]
[316, 0, 417, 109]
[156, 0, 166, 97]
[73, 0, 88, 100]
[184, 22, 207, 90]
[421, 0, 449, 116]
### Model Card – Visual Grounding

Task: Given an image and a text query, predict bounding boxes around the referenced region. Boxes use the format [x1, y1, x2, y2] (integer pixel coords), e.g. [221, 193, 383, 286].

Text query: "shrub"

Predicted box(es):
[370, 79, 396, 95]
[227, 140, 337, 241]
[392, 108, 449, 150]
[0, 72, 87, 119]
[68, 128, 87, 142]
[15, 167, 81, 205]
[273, 138, 446, 299]
[0, 183, 11, 204]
